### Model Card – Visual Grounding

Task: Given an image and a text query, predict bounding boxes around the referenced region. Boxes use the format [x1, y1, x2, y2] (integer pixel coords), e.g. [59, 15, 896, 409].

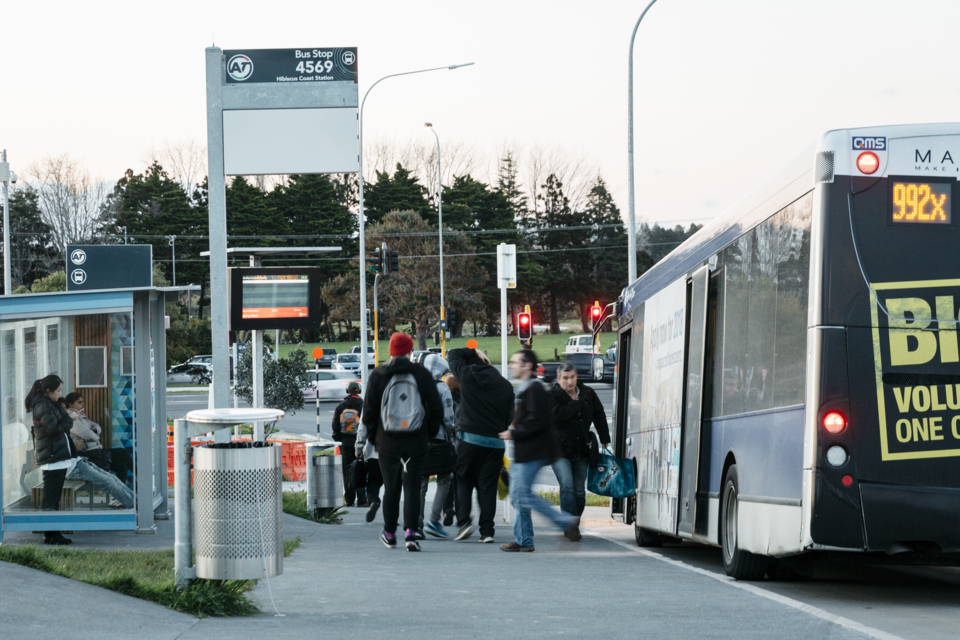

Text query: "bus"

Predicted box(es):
[609, 123, 960, 580]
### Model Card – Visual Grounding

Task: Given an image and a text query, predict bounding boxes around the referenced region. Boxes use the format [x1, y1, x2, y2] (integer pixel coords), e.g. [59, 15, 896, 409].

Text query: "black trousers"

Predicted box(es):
[40, 468, 68, 534]
[456, 441, 503, 538]
[379, 453, 425, 535]
[444, 473, 457, 513]
[366, 458, 383, 504]
[341, 446, 366, 505]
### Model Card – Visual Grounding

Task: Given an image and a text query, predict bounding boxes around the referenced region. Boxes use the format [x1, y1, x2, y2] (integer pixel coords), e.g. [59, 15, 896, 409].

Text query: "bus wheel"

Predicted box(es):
[634, 522, 663, 547]
[720, 464, 768, 580]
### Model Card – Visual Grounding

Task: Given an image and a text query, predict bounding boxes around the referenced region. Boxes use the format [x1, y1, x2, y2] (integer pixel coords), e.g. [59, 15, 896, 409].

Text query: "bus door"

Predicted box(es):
[611, 327, 632, 522]
[678, 266, 710, 537]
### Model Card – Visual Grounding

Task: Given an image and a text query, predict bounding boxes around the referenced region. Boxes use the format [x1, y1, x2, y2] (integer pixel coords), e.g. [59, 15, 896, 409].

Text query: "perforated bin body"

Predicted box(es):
[194, 443, 283, 580]
[309, 453, 343, 510]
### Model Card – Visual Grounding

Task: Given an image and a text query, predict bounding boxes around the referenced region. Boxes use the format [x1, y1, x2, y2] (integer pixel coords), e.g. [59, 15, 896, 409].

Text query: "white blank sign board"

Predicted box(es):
[223, 108, 358, 175]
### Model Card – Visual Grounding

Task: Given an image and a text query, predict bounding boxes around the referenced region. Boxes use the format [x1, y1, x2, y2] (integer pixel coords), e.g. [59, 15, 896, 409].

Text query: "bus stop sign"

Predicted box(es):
[66, 245, 153, 291]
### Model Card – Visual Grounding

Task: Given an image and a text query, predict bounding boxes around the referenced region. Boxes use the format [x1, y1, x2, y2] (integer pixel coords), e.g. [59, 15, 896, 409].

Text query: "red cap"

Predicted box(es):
[388, 332, 414, 357]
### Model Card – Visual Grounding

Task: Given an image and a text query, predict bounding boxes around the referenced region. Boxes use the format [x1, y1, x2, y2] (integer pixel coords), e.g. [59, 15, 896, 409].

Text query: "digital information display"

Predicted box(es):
[891, 181, 951, 224]
[241, 274, 310, 320]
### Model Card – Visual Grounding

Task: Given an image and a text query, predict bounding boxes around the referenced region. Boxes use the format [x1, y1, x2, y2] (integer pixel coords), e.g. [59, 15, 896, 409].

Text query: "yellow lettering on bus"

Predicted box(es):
[912, 418, 929, 441]
[952, 415, 960, 440]
[936, 296, 959, 362]
[930, 386, 947, 411]
[897, 419, 912, 443]
[887, 298, 937, 366]
[946, 385, 960, 410]
[929, 416, 944, 441]
[912, 386, 931, 412]
[893, 387, 912, 412]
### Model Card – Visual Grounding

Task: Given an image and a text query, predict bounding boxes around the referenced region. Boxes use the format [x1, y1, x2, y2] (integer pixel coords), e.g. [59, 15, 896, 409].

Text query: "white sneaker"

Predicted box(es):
[479, 536, 495, 543]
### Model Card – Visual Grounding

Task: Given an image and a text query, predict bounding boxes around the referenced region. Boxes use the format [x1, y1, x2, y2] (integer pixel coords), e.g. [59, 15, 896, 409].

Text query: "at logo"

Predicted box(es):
[70, 249, 86, 265]
[227, 54, 254, 81]
[853, 136, 886, 151]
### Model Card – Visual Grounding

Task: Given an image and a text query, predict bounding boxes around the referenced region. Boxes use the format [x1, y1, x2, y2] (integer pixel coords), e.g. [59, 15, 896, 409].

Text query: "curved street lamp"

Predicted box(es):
[424, 122, 446, 357]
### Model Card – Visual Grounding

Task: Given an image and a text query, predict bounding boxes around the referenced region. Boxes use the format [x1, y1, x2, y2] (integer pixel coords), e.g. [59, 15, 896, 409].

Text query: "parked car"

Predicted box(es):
[537, 353, 614, 384]
[349, 345, 376, 368]
[303, 369, 361, 401]
[349, 345, 375, 355]
[332, 353, 361, 371]
[166, 362, 213, 386]
[188, 354, 234, 377]
[316, 348, 338, 369]
[606, 344, 617, 362]
[564, 335, 597, 354]
[410, 350, 431, 364]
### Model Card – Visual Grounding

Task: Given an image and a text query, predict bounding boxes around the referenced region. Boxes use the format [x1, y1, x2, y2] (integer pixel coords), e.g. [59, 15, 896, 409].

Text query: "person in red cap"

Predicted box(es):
[361, 332, 443, 551]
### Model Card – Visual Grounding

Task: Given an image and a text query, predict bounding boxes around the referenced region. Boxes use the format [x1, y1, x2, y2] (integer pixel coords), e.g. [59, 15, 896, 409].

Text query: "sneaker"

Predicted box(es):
[405, 529, 421, 552]
[500, 541, 534, 552]
[564, 524, 582, 542]
[479, 536, 495, 543]
[366, 501, 380, 523]
[455, 523, 474, 541]
[416, 527, 426, 540]
[424, 520, 449, 539]
[380, 530, 396, 549]
[443, 509, 455, 527]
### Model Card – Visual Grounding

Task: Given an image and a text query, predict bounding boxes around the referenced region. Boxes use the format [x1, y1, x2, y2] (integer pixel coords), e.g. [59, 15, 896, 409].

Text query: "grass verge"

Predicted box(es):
[283, 490, 346, 524]
[537, 489, 610, 508]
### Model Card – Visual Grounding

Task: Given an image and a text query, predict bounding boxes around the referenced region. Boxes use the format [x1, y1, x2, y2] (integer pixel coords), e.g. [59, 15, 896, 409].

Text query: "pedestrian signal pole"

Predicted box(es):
[591, 301, 602, 353]
[497, 244, 517, 377]
[311, 347, 322, 439]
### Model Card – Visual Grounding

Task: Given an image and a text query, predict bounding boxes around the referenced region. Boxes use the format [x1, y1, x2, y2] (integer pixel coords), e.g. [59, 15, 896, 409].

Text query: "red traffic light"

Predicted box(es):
[591, 301, 602, 320]
[520, 314, 530, 326]
[518, 312, 532, 341]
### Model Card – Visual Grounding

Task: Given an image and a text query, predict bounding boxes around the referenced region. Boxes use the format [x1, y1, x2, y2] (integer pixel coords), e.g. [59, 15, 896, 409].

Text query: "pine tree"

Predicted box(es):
[225, 176, 288, 246]
[4, 187, 58, 291]
[363, 164, 432, 225]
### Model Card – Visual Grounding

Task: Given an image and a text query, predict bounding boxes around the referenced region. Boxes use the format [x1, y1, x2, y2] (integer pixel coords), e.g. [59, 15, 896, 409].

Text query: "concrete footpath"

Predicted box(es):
[0, 490, 875, 640]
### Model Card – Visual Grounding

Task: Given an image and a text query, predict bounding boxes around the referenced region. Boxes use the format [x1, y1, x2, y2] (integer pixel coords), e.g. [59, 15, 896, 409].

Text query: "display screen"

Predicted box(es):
[241, 274, 310, 319]
[891, 181, 951, 224]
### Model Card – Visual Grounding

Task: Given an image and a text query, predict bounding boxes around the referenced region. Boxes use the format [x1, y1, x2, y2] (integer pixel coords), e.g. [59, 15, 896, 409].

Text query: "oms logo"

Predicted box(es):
[871, 279, 960, 461]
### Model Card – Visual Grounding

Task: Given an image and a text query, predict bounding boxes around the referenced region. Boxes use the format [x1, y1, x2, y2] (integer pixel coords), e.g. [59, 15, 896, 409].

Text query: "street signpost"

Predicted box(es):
[497, 243, 516, 377]
[65, 245, 152, 291]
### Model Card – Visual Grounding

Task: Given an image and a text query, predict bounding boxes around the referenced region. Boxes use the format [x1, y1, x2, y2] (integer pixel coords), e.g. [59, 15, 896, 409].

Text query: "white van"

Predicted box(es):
[564, 335, 597, 354]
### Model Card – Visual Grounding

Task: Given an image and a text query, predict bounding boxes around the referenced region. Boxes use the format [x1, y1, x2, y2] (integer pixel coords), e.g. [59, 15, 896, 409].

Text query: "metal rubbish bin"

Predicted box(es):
[194, 442, 283, 580]
[306, 442, 342, 511]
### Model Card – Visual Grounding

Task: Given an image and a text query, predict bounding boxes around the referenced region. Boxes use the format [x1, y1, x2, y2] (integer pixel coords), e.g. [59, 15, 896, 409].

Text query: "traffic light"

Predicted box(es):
[389, 250, 399, 272]
[379, 309, 386, 328]
[591, 301, 602, 329]
[447, 308, 457, 328]
[517, 312, 532, 341]
[371, 248, 383, 273]
[365, 309, 371, 328]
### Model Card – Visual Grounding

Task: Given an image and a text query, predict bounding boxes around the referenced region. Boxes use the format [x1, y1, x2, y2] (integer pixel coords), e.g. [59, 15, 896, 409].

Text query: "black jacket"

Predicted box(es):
[332, 395, 364, 445]
[512, 378, 558, 464]
[362, 356, 442, 459]
[447, 348, 514, 440]
[32, 396, 75, 466]
[550, 382, 610, 460]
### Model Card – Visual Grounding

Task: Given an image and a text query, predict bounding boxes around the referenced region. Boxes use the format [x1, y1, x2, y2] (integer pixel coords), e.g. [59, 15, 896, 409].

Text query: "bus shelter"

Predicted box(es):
[0, 286, 195, 538]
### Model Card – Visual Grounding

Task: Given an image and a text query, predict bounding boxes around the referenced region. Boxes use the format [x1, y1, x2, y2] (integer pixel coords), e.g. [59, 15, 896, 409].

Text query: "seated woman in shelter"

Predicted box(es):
[63, 392, 133, 486]
[28, 375, 135, 545]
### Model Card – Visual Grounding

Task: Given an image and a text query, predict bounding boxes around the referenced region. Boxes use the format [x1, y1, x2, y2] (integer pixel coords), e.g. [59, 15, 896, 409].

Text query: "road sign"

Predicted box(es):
[224, 48, 358, 84]
[497, 244, 516, 290]
[65, 245, 152, 292]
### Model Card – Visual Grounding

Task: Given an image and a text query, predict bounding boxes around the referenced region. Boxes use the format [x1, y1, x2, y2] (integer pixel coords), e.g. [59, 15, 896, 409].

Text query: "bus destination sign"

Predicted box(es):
[224, 48, 357, 84]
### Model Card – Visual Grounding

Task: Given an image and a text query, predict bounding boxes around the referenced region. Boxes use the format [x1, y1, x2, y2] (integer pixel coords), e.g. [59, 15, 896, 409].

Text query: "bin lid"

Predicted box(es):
[186, 408, 284, 426]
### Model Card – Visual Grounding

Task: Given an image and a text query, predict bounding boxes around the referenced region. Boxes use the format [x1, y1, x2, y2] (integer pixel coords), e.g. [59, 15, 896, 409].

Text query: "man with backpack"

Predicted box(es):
[362, 332, 443, 551]
[447, 347, 515, 543]
[333, 381, 365, 507]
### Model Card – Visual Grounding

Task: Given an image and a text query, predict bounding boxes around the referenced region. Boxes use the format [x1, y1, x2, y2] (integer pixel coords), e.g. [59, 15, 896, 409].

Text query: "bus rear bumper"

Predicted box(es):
[860, 482, 960, 553]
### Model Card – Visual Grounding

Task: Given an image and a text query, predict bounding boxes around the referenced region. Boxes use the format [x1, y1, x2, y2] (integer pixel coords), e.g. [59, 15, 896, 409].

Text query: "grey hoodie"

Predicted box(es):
[423, 354, 456, 442]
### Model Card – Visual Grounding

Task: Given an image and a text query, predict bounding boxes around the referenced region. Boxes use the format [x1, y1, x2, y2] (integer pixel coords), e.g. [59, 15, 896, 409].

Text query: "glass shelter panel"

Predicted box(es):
[1, 312, 136, 515]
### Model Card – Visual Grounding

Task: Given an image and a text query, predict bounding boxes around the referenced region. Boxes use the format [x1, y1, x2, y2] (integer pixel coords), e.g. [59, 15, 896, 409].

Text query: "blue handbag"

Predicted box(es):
[587, 448, 636, 498]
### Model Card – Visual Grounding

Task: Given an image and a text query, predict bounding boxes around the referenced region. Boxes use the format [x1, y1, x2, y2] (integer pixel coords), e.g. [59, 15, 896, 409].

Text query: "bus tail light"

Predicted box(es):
[856, 151, 879, 175]
[823, 411, 846, 434]
[826, 445, 848, 467]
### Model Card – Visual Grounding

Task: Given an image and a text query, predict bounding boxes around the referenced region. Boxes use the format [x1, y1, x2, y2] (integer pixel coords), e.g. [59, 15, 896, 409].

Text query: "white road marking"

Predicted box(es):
[587, 531, 904, 640]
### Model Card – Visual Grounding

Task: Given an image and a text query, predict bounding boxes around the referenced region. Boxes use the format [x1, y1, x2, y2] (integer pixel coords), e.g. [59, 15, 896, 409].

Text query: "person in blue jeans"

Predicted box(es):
[499, 350, 575, 552]
[549, 363, 610, 542]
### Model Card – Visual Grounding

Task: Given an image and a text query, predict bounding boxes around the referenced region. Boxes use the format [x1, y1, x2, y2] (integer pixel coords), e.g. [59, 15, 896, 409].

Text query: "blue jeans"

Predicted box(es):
[68, 458, 135, 508]
[551, 457, 589, 518]
[510, 458, 572, 547]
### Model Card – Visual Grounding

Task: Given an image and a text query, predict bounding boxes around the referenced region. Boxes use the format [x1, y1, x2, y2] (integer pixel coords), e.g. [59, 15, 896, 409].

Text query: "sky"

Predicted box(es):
[3, 0, 960, 228]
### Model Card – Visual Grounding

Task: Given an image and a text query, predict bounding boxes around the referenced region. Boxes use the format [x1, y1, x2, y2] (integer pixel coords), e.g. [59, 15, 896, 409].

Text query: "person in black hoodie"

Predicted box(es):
[447, 347, 515, 543]
[362, 333, 443, 551]
[499, 350, 575, 552]
[333, 381, 366, 507]
[550, 363, 611, 541]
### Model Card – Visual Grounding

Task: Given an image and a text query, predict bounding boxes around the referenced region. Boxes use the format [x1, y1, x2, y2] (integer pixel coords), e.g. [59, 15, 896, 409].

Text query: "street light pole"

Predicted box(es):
[425, 122, 446, 358]
[1, 149, 11, 296]
[357, 63, 474, 390]
[627, 0, 659, 284]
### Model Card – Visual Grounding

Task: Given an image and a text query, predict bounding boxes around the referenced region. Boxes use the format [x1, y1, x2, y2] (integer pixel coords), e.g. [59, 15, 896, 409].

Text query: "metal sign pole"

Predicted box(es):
[2, 150, 10, 296]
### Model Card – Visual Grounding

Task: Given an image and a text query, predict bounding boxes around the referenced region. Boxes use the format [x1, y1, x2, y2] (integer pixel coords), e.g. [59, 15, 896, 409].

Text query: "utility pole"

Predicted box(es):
[1, 150, 16, 296]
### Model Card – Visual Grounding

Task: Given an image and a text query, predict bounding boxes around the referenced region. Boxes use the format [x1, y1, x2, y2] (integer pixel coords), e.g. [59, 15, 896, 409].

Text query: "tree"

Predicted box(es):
[363, 164, 432, 225]
[15, 270, 67, 294]
[638, 222, 704, 265]
[535, 173, 581, 333]
[235, 345, 312, 417]
[577, 177, 628, 330]
[4, 187, 59, 292]
[28, 154, 110, 251]
[322, 211, 487, 349]
[225, 176, 288, 243]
